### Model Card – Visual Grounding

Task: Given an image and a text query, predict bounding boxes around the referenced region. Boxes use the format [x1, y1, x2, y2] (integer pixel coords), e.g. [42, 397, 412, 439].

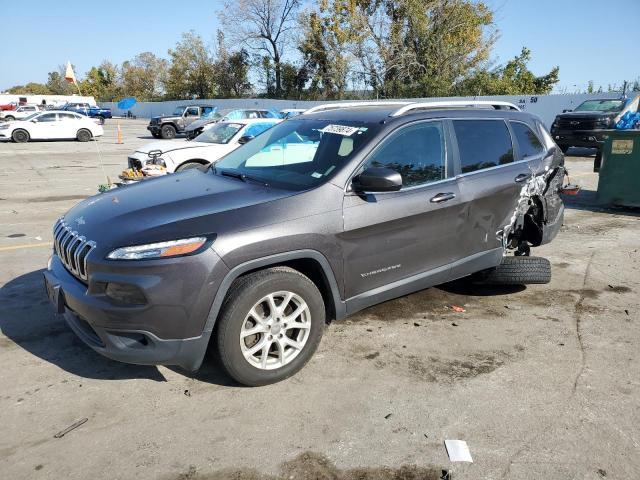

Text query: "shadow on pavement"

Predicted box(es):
[0, 269, 166, 382]
[438, 279, 526, 297]
[563, 188, 640, 217]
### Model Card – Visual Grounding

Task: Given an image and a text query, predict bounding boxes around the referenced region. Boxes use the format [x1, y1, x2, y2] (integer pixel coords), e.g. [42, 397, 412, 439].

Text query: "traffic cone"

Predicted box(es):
[116, 121, 123, 144]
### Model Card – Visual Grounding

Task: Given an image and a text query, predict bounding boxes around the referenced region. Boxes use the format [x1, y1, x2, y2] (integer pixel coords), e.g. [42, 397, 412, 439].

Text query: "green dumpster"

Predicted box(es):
[597, 130, 640, 207]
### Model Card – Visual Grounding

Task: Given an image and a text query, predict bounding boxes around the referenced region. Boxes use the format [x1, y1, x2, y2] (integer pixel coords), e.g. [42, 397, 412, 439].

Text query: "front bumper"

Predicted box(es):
[44, 248, 229, 371]
[550, 129, 606, 149]
[147, 125, 161, 134]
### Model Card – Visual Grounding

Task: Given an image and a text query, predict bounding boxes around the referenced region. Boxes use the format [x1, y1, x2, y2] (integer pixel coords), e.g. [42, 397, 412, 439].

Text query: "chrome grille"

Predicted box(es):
[53, 219, 96, 282]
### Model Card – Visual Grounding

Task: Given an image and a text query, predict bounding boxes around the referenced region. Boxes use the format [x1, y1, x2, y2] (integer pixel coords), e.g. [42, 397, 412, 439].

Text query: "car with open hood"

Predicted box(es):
[128, 118, 281, 173]
[44, 100, 565, 386]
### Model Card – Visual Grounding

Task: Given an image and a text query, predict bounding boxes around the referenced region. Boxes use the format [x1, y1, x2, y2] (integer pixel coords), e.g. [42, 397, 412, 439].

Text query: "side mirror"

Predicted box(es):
[352, 167, 402, 193]
[238, 135, 254, 145]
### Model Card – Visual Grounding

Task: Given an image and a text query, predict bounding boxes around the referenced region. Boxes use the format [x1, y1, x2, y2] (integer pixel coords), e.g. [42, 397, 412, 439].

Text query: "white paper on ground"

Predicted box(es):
[444, 440, 473, 463]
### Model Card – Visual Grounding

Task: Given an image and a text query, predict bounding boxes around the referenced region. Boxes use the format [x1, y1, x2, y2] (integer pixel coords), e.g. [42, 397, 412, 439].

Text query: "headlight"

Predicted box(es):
[107, 237, 207, 260]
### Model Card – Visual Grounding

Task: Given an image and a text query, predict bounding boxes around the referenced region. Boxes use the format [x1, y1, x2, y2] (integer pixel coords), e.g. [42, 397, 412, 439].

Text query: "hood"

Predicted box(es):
[62, 169, 295, 251]
[185, 118, 216, 131]
[135, 140, 210, 154]
[555, 110, 619, 120]
[152, 115, 180, 122]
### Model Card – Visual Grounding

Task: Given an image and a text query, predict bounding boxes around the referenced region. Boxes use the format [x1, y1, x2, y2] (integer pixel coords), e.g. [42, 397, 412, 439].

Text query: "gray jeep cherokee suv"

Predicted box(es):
[44, 101, 565, 386]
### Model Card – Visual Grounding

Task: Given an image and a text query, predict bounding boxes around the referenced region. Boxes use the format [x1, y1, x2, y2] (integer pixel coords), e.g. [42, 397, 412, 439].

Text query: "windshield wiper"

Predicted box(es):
[218, 169, 269, 186]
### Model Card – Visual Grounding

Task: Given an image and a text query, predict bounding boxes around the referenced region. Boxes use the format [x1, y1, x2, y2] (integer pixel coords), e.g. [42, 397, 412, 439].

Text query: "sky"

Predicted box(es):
[0, 0, 637, 93]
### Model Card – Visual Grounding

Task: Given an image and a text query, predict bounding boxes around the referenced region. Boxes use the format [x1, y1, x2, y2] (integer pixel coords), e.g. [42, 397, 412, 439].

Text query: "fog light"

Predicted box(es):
[105, 283, 147, 305]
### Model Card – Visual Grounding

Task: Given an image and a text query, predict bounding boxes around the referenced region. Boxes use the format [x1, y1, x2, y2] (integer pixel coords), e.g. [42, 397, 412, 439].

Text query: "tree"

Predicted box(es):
[219, 0, 301, 96]
[46, 69, 73, 95]
[213, 31, 252, 98]
[165, 31, 216, 99]
[455, 47, 559, 95]
[121, 52, 168, 101]
[300, 0, 496, 99]
[79, 61, 121, 101]
[299, 5, 350, 99]
[7, 82, 51, 94]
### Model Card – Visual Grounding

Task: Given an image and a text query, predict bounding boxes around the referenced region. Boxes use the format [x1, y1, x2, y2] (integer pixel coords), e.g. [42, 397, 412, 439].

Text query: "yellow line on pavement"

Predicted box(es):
[0, 242, 51, 252]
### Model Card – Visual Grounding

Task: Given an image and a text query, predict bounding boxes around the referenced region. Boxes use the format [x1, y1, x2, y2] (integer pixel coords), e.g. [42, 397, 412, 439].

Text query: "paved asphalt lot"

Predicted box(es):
[0, 120, 638, 479]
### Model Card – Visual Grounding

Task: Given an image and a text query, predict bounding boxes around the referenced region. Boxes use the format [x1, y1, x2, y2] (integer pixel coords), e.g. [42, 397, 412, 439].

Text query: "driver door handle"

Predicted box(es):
[430, 192, 456, 203]
[515, 173, 531, 183]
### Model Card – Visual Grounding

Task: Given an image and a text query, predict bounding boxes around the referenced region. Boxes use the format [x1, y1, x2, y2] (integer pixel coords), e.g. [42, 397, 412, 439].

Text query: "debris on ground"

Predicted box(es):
[450, 305, 466, 313]
[183, 389, 191, 397]
[625, 309, 630, 316]
[451, 322, 459, 327]
[444, 439, 473, 462]
[413, 322, 421, 327]
[53, 418, 88, 438]
[384, 413, 392, 419]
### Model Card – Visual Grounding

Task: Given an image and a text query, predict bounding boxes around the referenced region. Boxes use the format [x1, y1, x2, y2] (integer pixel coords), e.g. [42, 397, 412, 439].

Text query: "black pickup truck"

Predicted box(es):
[550, 98, 634, 153]
[147, 105, 216, 139]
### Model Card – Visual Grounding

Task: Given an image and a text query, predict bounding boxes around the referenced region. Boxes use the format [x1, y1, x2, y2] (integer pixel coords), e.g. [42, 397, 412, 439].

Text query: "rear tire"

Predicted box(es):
[96, 115, 105, 125]
[12, 129, 29, 143]
[215, 267, 325, 386]
[5, 115, 15, 121]
[475, 256, 551, 285]
[76, 129, 92, 142]
[160, 124, 176, 139]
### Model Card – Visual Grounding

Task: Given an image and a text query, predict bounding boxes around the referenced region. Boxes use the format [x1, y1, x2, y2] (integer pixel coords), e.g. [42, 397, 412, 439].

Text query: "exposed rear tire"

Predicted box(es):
[215, 267, 325, 386]
[160, 124, 176, 139]
[12, 129, 29, 143]
[76, 129, 92, 142]
[476, 256, 551, 285]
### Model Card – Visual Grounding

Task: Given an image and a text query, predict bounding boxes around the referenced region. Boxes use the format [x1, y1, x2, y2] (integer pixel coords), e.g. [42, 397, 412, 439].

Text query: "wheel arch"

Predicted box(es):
[175, 158, 209, 171]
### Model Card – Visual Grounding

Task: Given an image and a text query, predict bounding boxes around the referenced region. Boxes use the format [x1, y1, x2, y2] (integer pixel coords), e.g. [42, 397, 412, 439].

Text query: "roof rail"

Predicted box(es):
[304, 101, 412, 114]
[389, 100, 520, 117]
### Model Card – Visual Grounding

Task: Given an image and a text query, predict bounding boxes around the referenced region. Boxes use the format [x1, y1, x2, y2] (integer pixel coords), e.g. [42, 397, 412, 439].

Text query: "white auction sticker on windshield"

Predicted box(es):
[321, 124, 360, 136]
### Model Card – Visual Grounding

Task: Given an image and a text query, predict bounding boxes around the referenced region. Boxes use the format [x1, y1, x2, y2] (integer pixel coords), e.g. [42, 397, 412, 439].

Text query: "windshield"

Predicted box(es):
[213, 119, 379, 191]
[194, 122, 243, 144]
[171, 106, 187, 116]
[574, 100, 624, 112]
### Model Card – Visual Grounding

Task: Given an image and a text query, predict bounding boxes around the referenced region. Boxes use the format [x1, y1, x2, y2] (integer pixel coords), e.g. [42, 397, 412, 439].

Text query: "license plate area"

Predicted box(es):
[43, 271, 65, 314]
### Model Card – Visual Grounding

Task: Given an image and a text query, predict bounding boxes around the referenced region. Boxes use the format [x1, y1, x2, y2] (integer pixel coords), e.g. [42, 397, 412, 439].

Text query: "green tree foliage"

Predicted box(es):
[213, 31, 252, 97]
[46, 69, 73, 95]
[121, 52, 168, 101]
[7, 82, 51, 94]
[164, 31, 216, 99]
[455, 47, 559, 95]
[79, 61, 121, 101]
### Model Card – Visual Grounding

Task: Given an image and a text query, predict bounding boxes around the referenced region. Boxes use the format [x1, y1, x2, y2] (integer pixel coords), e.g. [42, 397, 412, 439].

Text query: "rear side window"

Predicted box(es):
[59, 113, 78, 120]
[510, 121, 544, 158]
[244, 122, 276, 137]
[453, 120, 514, 173]
[364, 121, 446, 188]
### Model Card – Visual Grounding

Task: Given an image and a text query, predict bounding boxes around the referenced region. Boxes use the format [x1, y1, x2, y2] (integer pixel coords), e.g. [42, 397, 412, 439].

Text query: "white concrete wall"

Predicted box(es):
[0, 94, 97, 107]
[101, 92, 629, 127]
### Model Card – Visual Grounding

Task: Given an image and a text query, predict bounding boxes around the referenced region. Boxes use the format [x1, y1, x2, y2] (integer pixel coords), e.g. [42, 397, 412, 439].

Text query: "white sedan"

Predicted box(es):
[128, 118, 281, 173]
[0, 111, 104, 143]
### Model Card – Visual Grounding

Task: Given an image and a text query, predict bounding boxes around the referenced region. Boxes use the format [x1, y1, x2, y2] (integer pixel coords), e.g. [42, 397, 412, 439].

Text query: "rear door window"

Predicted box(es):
[363, 121, 446, 188]
[453, 120, 514, 173]
[510, 121, 544, 158]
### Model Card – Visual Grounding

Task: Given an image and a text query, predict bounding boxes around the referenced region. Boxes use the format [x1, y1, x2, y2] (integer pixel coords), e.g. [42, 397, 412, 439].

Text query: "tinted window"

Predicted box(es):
[37, 113, 57, 122]
[453, 120, 513, 173]
[364, 121, 446, 187]
[510, 122, 543, 158]
[59, 113, 79, 121]
[186, 107, 199, 116]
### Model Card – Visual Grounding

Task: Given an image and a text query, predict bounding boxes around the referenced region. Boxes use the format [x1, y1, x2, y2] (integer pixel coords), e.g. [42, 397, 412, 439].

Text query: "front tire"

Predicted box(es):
[216, 267, 325, 386]
[12, 129, 29, 143]
[160, 124, 176, 139]
[176, 161, 206, 172]
[76, 129, 92, 142]
[559, 144, 570, 154]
